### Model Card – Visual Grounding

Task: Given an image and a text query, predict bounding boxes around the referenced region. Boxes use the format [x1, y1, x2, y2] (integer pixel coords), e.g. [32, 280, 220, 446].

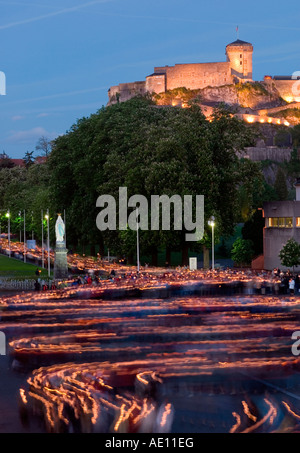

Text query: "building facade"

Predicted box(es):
[263, 182, 300, 270]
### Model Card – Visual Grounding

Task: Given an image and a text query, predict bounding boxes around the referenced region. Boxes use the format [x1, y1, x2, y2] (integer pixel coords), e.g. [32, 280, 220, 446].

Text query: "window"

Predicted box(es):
[268, 217, 278, 227]
[296, 217, 300, 227]
[268, 217, 293, 228]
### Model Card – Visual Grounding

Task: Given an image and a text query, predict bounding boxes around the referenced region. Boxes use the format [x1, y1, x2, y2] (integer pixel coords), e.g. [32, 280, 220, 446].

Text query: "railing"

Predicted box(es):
[0, 278, 36, 290]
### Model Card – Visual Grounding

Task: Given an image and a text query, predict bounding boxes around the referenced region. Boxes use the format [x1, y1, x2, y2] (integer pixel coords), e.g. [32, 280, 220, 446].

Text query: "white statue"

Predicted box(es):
[55, 214, 65, 244]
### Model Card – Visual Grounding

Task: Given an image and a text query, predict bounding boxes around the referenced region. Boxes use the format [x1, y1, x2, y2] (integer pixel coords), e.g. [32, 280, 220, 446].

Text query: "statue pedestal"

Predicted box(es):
[54, 243, 68, 280]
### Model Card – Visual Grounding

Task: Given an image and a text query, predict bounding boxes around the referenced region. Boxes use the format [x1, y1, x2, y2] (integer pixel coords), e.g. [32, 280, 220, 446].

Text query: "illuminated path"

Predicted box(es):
[2, 288, 300, 433]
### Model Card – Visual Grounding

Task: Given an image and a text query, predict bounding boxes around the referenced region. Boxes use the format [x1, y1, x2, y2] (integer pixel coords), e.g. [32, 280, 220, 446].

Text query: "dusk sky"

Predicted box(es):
[1, 0, 300, 158]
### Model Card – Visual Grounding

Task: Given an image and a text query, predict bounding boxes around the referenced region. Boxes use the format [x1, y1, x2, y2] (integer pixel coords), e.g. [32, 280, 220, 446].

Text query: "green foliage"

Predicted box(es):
[279, 238, 300, 270]
[292, 125, 300, 147]
[23, 151, 35, 169]
[0, 97, 263, 264]
[274, 167, 288, 200]
[274, 128, 292, 147]
[0, 163, 51, 240]
[270, 108, 300, 120]
[231, 237, 254, 266]
[153, 87, 202, 106]
[0, 152, 15, 169]
[283, 148, 300, 180]
[46, 98, 263, 263]
[235, 82, 270, 97]
[242, 209, 264, 256]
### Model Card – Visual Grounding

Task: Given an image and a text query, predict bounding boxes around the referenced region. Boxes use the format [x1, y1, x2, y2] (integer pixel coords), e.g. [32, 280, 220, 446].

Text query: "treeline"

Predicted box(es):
[1, 97, 275, 265]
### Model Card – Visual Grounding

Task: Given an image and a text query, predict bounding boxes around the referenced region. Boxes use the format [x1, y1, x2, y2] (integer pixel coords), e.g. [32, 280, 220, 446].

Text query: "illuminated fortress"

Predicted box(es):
[107, 39, 300, 111]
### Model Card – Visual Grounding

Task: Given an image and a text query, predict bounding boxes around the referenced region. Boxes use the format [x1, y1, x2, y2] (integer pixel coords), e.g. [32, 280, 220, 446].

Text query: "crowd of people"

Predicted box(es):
[271, 267, 300, 295]
[30, 264, 300, 297]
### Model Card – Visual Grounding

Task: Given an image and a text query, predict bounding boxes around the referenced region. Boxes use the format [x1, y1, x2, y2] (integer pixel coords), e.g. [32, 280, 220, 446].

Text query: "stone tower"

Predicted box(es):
[225, 39, 253, 82]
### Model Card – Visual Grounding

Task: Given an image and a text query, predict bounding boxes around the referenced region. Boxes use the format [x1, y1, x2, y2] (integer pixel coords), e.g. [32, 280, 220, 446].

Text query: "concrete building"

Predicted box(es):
[263, 181, 300, 270]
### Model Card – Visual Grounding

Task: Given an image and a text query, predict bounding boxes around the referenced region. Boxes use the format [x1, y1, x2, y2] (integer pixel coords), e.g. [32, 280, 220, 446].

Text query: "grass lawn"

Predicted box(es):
[0, 254, 50, 279]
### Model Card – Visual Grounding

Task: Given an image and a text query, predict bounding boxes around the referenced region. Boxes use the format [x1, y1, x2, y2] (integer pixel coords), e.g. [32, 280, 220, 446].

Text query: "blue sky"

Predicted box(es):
[0, 0, 300, 158]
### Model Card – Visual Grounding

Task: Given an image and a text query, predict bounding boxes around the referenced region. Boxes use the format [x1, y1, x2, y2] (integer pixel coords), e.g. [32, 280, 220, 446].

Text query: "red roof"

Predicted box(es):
[11, 159, 25, 167]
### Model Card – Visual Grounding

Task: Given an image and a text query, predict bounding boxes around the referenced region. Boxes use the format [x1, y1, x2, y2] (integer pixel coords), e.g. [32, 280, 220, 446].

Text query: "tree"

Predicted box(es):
[279, 238, 300, 271]
[274, 128, 292, 147]
[23, 151, 35, 169]
[35, 136, 53, 157]
[274, 167, 288, 201]
[48, 97, 262, 264]
[291, 125, 300, 148]
[0, 151, 15, 169]
[231, 237, 254, 267]
[242, 209, 265, 256]
[284, 148, 300, 181]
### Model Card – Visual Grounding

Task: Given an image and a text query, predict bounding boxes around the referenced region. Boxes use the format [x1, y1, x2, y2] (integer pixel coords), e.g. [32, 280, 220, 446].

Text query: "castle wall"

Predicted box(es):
[272, 80, 298, 103]
[153, 62, 232, 91]
[108, 81, 146, 104]
[145, 73, 166, 94]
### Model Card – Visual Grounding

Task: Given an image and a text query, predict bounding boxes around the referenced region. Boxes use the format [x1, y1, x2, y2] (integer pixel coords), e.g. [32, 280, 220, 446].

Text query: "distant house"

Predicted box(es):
[10, 156, 47, 167]
[11, 159, 25, 167]
[34, 156, 47, 164]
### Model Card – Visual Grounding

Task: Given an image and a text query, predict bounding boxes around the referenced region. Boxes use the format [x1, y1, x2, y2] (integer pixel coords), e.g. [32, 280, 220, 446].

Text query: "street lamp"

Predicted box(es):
[45, 210, 50, 277]
[24, 210, 26, 263]
[41, 209, 44, 268]
[136, 206, 140, 273]
[5, 210, 10, 258]
[208, 216, 215, 270]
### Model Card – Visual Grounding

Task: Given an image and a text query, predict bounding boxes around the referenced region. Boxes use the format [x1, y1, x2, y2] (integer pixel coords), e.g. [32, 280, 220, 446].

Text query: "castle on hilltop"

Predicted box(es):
[107, 39, 299, 107]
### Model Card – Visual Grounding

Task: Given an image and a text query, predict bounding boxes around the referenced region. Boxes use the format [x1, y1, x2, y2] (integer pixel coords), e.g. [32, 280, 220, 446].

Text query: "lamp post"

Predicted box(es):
[6, 210, 10, 258]
[45, 210, 50, 277]
[19, 211, 21, 243]
[208, 216, 215, 270]
[64, 209, 66, 247]
[24, 210, 26, 263]
[41, 209, 44, 268]
[136, 206, 140, 273]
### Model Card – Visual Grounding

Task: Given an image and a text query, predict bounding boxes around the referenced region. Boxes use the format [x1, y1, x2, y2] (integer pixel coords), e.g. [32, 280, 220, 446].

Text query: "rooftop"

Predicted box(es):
[226, 39, 253, 47]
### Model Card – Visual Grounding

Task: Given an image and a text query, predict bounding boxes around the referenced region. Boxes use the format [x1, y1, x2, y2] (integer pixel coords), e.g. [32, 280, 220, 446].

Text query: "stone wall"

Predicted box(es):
[153, 62, 232, 91]
[145, 73, 166, 94]
[273, 80, 298, 102]
[243, 146, 292, 162]
[108, 81, 146, 105]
